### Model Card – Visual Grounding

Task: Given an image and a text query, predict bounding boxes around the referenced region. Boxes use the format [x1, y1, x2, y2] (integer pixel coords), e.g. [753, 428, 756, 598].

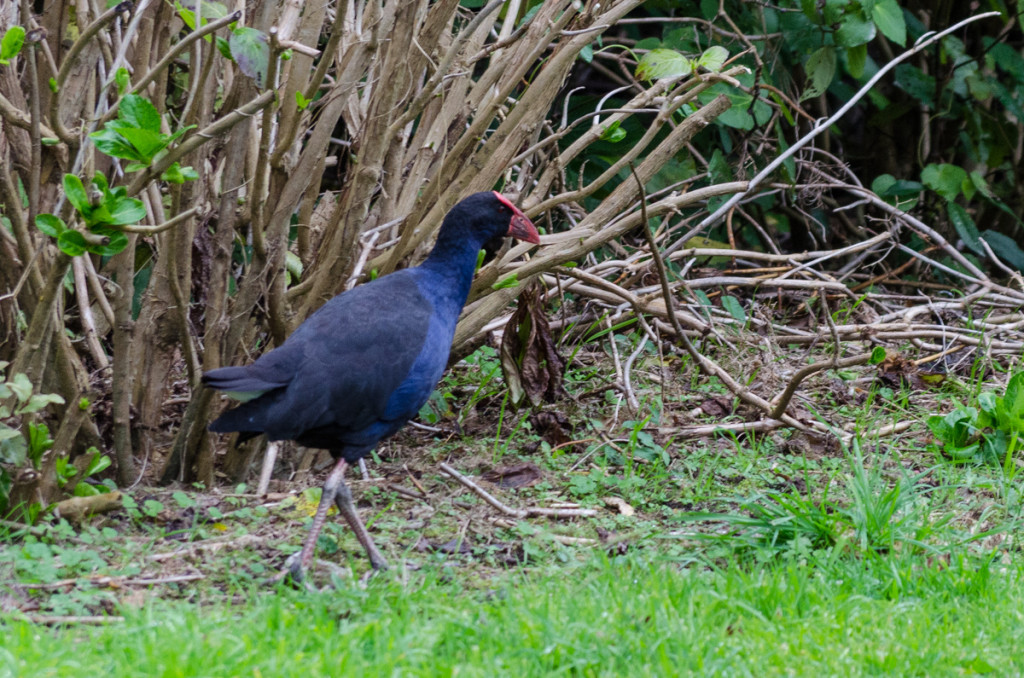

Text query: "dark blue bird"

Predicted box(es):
[203, 192, 540, 580]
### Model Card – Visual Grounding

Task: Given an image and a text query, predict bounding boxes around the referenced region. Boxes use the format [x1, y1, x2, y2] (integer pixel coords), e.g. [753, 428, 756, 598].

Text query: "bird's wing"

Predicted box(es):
[249, 271, 434, 440]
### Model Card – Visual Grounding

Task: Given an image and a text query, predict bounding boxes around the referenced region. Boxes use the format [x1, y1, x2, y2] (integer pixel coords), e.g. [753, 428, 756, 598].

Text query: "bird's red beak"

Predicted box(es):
[494, 192, 541, 244]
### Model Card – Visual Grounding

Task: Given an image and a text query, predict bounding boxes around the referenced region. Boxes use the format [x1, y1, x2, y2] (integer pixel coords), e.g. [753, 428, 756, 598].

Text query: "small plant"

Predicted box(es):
[928, 371, 1024, 466]
[35, 173, 143, 257]
[54, 448, 113, 497]
[90, 93, 198, 182]
[0, 362, 65, 514]
[680, 445, 943, 561]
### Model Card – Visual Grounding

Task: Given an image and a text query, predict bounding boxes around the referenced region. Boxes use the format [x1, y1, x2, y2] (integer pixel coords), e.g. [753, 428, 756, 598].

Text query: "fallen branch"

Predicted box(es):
[51, 491, 123, 522]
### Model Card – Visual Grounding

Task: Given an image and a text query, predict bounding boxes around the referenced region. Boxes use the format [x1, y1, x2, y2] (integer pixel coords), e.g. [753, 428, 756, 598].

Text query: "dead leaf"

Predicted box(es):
[875, 353, 945, 391]
[500, 283, 566, 408]
[415, 536, 473, 555]
[529, 410, 574, 450]
[698, 396, 732, 417]
[481, 463, 543, 489]
[603, 496, 635, 516]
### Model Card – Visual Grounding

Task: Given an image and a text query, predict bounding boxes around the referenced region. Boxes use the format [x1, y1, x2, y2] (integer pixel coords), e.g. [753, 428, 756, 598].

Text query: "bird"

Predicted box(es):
[202, 191, 540, 581]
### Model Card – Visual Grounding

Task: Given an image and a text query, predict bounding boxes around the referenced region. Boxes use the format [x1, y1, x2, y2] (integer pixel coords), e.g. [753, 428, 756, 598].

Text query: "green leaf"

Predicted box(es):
[114, 67, 131, 96]
[84, 452, 112, 478]
[27, 422, 53, 465]
[980, 231, 1024, 272]
[872, 0, 906, 46]
[978, 392, 998, 417]
[721, 295, 747, 324]
[894, 64, 936, 104]
[85, 226, 130, 256]
[802, 46, 836, 101]
[0, 427, 22, 443]
[74, 483, 103, 497]
[696, 46, 728, 72]
[91, 173, 110, 194]
[230, 27, 270, 87]
[35, 214, 66, 238]
[57, 230, 88, 256]
[118, 94, 162, 132]
[216, 36, 233, 61]
[8, 373, 32, 402]
[871, 173, 922, 204]
[91, 128, 146, 162]
[1004, 373, 1024, 421]
[0, 433, 27, 466]
[176, 0, 229, 30]
[835, 12, 876, 47]
[17, 393, 64, 415]
[492, 274, 521, 290]
[799, 0, 820, 23]
[295, 91, 310, 110]
[869, 347, 887, 365]
[599, 120, 627, 143]
[635, 49, 692, 81]
[822, 0, 847, 25]
[63, 174, 91, 214]
[969, 171, 993, 199]
[947, 202, 982, 255]
[177, 3, 198, 31]
[285, 250, 303, 282]
[922, 163, 967, 201]
[105, 198, 146, 226]
[0, 25, 26, 65]
[111, 125, 168, 161]
[161, 163, 186, 184]
[846, 44, 866, 79]
[142, 499, 164, 517]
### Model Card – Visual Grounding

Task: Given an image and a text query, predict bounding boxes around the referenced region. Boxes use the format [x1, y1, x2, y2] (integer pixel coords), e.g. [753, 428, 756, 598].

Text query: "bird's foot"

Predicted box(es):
[264, 552, 315, 590]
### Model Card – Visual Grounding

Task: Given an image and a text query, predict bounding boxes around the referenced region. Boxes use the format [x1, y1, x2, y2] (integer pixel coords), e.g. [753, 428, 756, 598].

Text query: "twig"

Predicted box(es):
[622, 334, 648, 412]
[439, 462, 596, 518]
[11, 572, 204, 590]
[770, 353, 873, 420]
[387, 484, 428, 501]
[146, 533, 264, 561]
[256, 441, 279, 496]
[19, 614, 124, 625]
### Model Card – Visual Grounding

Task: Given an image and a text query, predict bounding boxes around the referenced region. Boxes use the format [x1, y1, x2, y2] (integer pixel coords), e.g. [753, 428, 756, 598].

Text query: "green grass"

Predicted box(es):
[4, 346, 1024, 676]
[3, 551, 1023, 677]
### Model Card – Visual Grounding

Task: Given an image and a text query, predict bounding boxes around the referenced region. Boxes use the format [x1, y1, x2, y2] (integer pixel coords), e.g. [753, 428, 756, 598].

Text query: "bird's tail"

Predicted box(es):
[204, 365, 284, 439]
[208, 400, 268, 439]
[202, 365, 279, 394]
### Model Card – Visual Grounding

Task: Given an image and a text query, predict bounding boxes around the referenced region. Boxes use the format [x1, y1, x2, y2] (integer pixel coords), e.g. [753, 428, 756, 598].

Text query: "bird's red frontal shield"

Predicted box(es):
[493, 192, 541, 244]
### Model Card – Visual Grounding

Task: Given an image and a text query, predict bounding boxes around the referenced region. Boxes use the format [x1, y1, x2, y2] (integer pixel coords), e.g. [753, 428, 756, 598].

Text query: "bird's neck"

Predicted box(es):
[419, 237, 484, 314]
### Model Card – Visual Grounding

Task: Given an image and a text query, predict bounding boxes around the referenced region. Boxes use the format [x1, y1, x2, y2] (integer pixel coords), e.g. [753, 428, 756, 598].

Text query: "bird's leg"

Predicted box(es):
[284, 457, 348, 583]
[333, 473, 389, 571]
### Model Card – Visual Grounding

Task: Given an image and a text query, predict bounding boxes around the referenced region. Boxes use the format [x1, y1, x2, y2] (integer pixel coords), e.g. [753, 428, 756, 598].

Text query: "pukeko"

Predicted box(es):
[203, 192, 540, 580]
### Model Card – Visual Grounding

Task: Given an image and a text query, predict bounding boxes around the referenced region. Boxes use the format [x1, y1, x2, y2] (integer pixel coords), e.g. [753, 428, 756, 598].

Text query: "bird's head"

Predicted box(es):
[442, 191, 541, 250]
[491, 191, 541, 245]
